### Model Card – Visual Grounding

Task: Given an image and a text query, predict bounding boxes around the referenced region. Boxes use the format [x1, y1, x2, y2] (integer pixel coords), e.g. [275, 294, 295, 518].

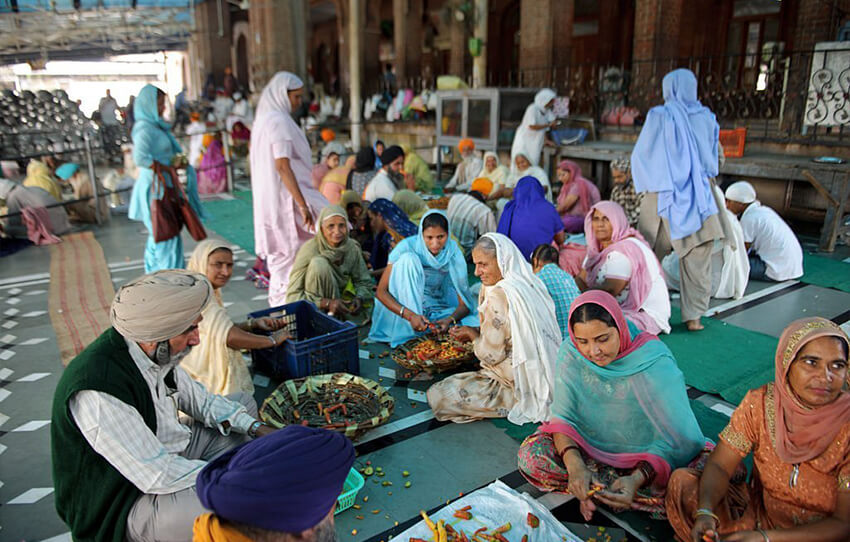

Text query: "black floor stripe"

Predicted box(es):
[686, 387, 705, 400]
[831, 309, 850, 325]
[354, 418, 450, 456]
[712, 282, 808, 319]
[362, 469, 524, 542]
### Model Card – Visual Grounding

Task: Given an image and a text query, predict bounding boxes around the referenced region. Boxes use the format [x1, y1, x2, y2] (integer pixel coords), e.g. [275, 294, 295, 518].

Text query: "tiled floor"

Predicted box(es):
[0, 210, 848, 542]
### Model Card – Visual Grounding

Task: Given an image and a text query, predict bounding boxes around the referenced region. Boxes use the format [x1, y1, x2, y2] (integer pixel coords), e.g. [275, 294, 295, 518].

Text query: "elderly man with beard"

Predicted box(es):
[51, 270, 275, 542]
[193, 425, 355, 542]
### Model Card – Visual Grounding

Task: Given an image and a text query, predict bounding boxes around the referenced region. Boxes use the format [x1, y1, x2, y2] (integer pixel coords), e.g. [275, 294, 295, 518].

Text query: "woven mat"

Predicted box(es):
[48, 232, 115, 366]
[801, 252, 850, 293]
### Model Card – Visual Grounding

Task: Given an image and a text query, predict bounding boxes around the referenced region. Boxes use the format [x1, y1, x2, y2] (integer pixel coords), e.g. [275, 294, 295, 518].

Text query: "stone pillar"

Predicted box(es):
[189, 0, 232, 92]
[472, 0, 488, 88]
[349, 0, 362, 148]
[393, 0, 424, 86]
[629, 0, 683, 111]
[518, 0, 573, 86]
[448, 14, 467, 79]
[249, 0, 309, 93]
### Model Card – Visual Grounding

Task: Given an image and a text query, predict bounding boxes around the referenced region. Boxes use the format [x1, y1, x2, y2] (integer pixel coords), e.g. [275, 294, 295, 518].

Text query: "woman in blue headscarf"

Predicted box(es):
[366, 198, 417, 275]
[128, 84, 206, 272]
[497, 176, 565, 261]
[369, 209, 478, 347]
[631, 69, 731, 331]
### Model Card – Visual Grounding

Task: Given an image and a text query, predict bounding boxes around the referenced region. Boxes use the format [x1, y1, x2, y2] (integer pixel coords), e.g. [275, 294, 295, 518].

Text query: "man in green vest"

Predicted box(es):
[51, 270, 275, 542]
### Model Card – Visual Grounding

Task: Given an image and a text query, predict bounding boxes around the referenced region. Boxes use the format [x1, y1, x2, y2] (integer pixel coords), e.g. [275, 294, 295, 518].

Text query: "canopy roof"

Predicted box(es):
[0, 1, 195, 65]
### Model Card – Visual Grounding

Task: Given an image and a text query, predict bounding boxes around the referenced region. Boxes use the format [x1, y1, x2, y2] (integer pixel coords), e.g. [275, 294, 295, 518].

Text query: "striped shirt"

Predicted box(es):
[536, 263, 581, 338]
[447, 193, 498, 253]
[69, 338, 256, 494]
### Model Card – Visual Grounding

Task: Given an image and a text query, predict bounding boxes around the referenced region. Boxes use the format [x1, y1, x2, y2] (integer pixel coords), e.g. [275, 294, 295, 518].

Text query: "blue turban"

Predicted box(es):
[55, 162, 80, 180]
[196, 425, 355, 533]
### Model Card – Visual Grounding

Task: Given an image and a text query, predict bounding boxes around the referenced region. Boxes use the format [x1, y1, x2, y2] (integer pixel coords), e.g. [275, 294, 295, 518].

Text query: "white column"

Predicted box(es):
[472, 0, 488, 88]
[348, 0, 362, 148]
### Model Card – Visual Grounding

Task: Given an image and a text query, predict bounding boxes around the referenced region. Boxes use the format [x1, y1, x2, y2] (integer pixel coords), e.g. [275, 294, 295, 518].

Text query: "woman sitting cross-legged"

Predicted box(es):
[368, 210, 477, 347]
[518, 291, 706, 520]
[285, 205, 375, 318]
[181, 240, 292, 395]
[666, 317, 850, 542]
[427, 233, 562, 424]
[577, 201, 671, 335]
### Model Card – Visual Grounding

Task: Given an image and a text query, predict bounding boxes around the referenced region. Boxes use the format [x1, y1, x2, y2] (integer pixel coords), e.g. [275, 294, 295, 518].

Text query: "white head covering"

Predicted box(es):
[725, 181, 757, 204]
[255, 71, 304, 117]
[111, 270, 213, 343]
[534, 88, 556, 112]
[480, 233, 562, 424]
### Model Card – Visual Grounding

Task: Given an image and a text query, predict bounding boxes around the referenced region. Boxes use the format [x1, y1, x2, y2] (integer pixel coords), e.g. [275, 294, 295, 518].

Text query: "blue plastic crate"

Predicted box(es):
[249, 301, 359, 379]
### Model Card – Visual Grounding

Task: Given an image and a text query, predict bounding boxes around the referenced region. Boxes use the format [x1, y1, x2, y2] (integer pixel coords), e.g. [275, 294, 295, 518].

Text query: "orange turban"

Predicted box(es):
[190, 112, 201, 121]
[470, 177, 493, 196]
[458, 138, 474, 153]
[320, 129, 336, 143]
[202, 134, 215, 148]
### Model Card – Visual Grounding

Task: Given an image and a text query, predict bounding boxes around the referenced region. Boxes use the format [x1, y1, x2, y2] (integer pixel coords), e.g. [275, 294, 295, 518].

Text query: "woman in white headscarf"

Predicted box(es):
[427, 233, 562, 425]
[510, 88, 557, 170]
[250, 71, 329, 306]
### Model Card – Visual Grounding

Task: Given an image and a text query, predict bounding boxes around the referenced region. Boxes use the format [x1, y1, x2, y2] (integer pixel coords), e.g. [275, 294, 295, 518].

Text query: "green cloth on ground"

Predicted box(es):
[801, 252, 850, 293]
[661, 313, 776, 405]
[201, 191, 255, 255]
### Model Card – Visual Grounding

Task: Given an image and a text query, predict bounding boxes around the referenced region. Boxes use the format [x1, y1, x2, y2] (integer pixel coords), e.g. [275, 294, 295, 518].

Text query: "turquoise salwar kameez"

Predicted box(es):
[369, 210, 478, 347]
[128, 84, 206, 272]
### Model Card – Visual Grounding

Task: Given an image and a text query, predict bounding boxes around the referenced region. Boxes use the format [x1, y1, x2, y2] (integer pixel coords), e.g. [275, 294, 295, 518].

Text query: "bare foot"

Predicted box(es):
[580, 498, 597, 521]
[685, 319, 705, 331]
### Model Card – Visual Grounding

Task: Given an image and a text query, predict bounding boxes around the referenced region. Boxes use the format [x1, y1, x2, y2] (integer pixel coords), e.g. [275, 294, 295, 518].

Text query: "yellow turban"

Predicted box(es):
[111, 270, 212, 342]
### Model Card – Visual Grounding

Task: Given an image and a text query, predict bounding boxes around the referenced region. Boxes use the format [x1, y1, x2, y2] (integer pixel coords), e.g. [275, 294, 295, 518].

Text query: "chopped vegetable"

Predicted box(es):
[404, 481, 411, 488]
[420, 511, 437, 537]
[363, 466, 374, 476]
[402, 470, 410, 477]
[494, 523, 511, 534]
[527, 513, 539, 528]
[453, 510, 472, 520]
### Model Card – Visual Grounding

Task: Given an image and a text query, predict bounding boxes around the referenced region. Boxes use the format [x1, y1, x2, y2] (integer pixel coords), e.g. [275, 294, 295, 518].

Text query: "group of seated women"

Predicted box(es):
[177, 144, 849, 540]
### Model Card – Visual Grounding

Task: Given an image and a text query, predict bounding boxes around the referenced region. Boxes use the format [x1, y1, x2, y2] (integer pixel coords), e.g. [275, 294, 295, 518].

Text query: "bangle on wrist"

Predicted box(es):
[248, 420, 265, 437]
[558, 445, 581, 460]
[694, 508, 719, 523]
[634, 460, 656, 486]
[399, 306, 406, 319]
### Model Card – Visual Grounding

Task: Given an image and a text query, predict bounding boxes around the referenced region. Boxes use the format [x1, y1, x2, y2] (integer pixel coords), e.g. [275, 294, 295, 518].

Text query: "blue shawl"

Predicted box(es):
[630, 69, 719, 240]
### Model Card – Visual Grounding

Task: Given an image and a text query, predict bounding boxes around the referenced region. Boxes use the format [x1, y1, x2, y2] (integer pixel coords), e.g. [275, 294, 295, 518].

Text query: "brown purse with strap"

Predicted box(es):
[150, 166, 183, 243]
[172, 169, 207, 242]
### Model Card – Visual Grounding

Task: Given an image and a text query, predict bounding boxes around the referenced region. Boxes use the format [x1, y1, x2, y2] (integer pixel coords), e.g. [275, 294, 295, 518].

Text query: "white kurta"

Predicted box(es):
[251, 72, 329, 306]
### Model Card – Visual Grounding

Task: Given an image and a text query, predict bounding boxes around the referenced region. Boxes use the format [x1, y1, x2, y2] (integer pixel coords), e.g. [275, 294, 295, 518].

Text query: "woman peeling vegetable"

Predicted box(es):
[426, 233, 561, 424]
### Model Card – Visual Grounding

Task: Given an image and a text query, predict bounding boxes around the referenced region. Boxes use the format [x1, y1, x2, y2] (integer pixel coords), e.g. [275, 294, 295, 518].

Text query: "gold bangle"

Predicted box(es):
[694, 509, 719, 523]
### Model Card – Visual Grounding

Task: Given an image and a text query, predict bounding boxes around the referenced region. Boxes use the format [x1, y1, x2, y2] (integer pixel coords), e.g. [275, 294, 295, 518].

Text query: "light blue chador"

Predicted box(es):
[369, 210, 479, 347]
[128, 84, 206, 272]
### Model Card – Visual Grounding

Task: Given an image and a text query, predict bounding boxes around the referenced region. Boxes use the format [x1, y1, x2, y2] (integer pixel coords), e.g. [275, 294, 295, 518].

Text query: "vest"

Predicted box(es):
[51, 327, 157, 542]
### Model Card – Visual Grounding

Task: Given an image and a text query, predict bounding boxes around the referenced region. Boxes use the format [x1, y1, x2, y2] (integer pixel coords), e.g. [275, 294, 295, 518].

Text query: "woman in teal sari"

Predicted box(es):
[369, 210, 478, 347]
[518, 290, 706, 520]
[128, 84, 206, 272]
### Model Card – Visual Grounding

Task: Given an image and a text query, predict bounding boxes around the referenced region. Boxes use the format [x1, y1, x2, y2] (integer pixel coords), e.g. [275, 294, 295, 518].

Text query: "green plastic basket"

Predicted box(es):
[336, 467, 365, 514]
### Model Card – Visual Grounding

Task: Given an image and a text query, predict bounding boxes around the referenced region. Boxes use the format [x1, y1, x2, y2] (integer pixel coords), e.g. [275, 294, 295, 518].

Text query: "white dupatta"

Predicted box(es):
[482, 233, 562, 424]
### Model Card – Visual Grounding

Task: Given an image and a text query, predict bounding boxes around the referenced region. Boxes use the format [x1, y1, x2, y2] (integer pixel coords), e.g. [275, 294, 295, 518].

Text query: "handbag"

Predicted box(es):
[173, 169, 207, 242]
[150, 168, 183, 243]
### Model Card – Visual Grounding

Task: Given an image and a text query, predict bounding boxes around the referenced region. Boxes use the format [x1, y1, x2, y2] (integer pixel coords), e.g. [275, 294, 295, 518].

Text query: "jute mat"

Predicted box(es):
[48, 232, 115, 366]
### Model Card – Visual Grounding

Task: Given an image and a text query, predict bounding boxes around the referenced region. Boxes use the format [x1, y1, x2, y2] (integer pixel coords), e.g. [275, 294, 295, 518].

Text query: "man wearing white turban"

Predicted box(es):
[51, 270, 275, 542]
[724, 180, 803, 282]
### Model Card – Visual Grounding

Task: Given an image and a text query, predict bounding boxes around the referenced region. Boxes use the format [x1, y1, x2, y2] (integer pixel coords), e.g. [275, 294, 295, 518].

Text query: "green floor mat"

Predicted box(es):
[801, 252, 850, 293]
[202, 194, 256, 254]
[690, 400, 730, 441]
[660, 313, 776, 405]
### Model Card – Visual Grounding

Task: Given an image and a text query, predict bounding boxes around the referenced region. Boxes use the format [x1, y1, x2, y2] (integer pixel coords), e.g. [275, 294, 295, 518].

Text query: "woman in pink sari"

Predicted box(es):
[576, 201, 670, 334]
[518, 291, 706, 520]
[198, 134, 227, 194]
[556, 160, 600, 233]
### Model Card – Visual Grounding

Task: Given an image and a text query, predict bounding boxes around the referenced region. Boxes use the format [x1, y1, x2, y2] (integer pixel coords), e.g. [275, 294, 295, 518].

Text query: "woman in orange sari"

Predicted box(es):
[666, 317, 850, 542]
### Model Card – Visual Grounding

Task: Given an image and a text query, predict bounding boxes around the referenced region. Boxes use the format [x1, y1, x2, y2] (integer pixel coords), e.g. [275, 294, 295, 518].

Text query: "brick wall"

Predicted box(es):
[518, 0, 574, 85]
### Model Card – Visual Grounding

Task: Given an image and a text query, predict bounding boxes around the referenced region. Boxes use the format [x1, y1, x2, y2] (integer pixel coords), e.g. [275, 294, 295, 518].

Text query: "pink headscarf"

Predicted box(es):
[567, 290, 658, 361]
[557, 160, 600, 216]
[583, 201, 662, 334]
[774, 317, 850, 463]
